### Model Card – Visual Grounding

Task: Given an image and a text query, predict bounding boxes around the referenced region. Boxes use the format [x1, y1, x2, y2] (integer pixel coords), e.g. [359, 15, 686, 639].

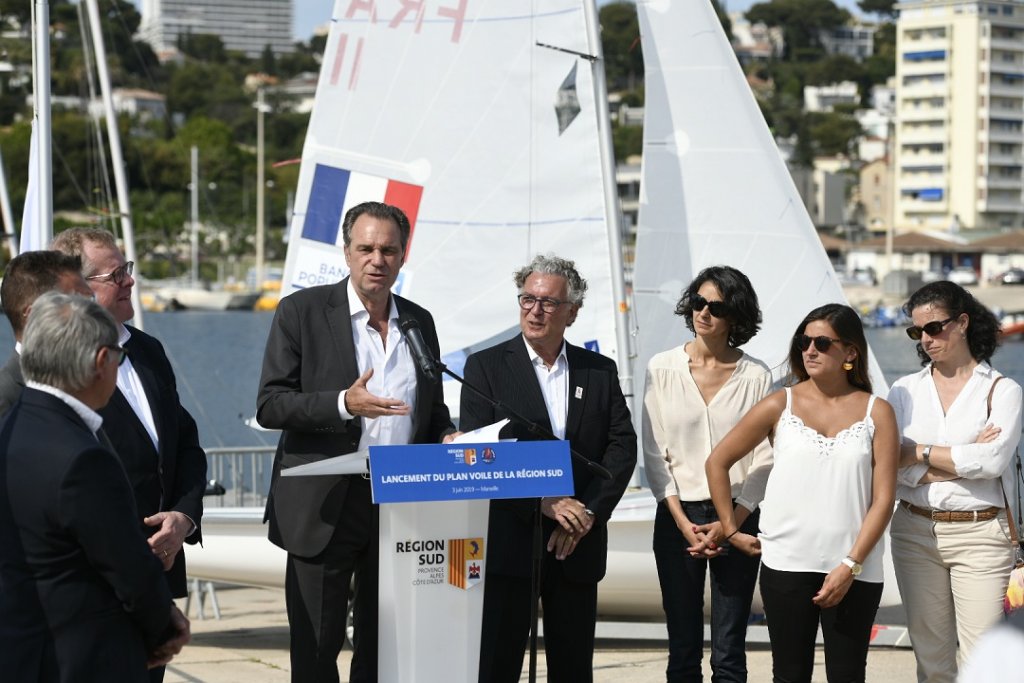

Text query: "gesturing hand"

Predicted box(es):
[344, 368, 411, 418]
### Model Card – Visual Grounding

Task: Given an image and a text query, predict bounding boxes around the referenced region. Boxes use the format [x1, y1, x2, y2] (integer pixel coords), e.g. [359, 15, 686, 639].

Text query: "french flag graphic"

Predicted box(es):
[301, 165, 423, 252]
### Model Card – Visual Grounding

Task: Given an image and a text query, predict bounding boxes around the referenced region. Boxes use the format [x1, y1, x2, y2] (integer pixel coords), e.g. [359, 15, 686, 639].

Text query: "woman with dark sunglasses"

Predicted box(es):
[641, 265, 773, 682]
[705, 303, 899, 682]
[887, 281, 1022, 682]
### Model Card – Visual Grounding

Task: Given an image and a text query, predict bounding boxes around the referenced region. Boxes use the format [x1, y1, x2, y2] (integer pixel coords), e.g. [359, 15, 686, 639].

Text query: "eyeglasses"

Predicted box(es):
[905, 317, 954, 341]
[102, 345, 127, 366]
[518, 294, 570, 314]
[86, 261, 134, 287]
[691, 295, 730, 318]
[794, 334, 845, 354]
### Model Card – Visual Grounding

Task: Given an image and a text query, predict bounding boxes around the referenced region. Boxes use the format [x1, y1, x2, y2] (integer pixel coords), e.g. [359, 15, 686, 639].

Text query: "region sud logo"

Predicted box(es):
[448, 537, 485, 590]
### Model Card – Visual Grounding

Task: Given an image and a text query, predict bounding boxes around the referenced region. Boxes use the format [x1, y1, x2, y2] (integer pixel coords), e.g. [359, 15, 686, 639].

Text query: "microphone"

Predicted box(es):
[399, 318, 440, 384]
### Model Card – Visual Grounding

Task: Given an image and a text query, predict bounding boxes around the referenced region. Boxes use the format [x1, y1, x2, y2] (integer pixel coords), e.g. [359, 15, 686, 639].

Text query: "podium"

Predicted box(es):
[372, 440, 572, 682]
[283, 439, 573, 682]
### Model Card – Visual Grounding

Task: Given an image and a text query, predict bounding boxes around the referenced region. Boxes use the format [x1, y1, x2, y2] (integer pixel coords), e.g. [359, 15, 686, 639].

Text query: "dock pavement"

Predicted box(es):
[165, 586, 919, 682]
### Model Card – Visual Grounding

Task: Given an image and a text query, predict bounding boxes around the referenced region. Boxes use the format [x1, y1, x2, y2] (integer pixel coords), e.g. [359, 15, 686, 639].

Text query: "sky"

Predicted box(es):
[146, 0, 868, 44]
[290, 1, 868, 42]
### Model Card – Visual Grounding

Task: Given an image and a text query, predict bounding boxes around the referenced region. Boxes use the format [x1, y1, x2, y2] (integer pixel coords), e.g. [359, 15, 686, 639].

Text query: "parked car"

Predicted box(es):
[947, 266, 978, 286]
[996, 268, 1024, 285]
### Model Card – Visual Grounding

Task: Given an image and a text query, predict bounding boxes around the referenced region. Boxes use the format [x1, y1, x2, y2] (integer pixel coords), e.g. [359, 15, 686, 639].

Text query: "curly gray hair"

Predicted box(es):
[513, 254, 588, 307]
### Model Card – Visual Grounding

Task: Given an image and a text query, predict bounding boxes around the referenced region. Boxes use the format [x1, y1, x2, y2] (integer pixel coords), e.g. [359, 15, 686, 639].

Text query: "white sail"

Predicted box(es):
[631, 0, 886, 390]
[281, 1, 627, 384]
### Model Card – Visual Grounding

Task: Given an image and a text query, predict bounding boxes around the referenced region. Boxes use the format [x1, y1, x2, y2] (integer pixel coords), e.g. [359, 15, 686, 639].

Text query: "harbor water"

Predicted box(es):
[0, 309, 1020, 496]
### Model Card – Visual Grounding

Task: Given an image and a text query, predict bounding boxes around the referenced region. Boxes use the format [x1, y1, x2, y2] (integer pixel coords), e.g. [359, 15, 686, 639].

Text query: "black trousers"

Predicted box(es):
[285, 477, 378, 683]
[478, 559, 598, 683]
[759, 564, 883, 683]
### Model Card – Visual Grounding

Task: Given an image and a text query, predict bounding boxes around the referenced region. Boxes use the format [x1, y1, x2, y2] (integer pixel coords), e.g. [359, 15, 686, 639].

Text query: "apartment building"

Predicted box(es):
[139, 0, 294, 59]
[893, 0, 1024, 232]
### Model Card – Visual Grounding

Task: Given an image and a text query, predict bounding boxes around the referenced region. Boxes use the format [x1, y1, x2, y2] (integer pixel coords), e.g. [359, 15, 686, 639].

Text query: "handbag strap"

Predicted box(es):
[989, 376, 1022, 546]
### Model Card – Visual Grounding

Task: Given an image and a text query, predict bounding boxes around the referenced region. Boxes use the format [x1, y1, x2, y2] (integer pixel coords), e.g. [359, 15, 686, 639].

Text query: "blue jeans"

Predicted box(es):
[653, 500, 761, 683]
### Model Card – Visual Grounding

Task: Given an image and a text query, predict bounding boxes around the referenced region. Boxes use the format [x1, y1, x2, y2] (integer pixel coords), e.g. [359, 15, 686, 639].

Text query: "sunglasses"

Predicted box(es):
[794, 334, 845, 353]
[905, 317, 954, 341]
[691, 295, 730, 318]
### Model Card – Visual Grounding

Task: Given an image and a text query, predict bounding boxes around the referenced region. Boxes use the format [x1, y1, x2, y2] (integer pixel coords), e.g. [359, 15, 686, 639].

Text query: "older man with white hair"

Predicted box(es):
[0, 292, 189, 681]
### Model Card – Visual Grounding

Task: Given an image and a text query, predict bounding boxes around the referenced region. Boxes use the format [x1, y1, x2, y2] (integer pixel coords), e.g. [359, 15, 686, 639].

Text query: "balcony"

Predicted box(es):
[990, 37, 1024, 52]
[987, 151, 1023, 166]
[987, 82, 1024, 98]
[979, 176, 1023, 190]
[899, 107, 947, 124]
[898, 128, 948, 146]
[987, 129, 1024, 144]
[978, 197, 1024, 213]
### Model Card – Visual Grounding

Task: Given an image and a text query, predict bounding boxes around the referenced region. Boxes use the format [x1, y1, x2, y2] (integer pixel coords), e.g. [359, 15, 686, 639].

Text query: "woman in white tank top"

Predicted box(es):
[705, 304, 899, 682]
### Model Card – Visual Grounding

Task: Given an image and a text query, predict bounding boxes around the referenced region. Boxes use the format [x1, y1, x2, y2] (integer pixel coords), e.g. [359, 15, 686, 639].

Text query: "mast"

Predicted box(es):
[85, 0, 143, 329]
[255, 87, 266, 293]
[190, 145, 199, 286]
[0, 147, 19, 258]
[30, 0, 53, 247]
[583, 0, 634, 399]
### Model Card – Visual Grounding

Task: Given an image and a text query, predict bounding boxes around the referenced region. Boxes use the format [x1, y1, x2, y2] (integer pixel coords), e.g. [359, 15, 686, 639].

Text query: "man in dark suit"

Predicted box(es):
[0, 291, 190, 681]
[460, 254, 636, 683]
[51, 230, 206, 648]
[257, 201, 456, 682]
[0, 250, 93, 415]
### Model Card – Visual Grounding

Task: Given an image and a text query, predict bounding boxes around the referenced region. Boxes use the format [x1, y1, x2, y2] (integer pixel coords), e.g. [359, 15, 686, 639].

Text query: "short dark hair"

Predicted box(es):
[788, 303, 872, 393]
[675, 265, 762, 348]
[1, 250, 84, 336]
[902, 281, 1001, 365]
[340, 202, 411, 252]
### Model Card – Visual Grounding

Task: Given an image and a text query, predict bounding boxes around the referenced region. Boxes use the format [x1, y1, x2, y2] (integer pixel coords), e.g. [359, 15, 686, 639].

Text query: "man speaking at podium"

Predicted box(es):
[257, 201, 456, 683]
[460, 254, 637, 682]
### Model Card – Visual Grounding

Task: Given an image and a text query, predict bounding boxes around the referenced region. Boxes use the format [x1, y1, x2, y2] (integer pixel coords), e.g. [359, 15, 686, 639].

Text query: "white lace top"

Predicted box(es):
[758, 387, 884, 583]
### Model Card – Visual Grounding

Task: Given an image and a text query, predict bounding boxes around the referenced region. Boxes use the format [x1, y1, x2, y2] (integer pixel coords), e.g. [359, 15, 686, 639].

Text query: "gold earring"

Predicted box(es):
[843, 361, 854, 371]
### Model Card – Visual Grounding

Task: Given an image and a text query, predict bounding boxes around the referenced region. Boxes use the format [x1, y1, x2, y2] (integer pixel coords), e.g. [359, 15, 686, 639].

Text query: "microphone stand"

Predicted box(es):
[425, 356, 611, 683]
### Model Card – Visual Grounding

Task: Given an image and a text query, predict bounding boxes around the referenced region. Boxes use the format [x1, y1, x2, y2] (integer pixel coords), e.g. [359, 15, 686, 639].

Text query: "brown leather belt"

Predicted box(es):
[900, 500, 1002, 523]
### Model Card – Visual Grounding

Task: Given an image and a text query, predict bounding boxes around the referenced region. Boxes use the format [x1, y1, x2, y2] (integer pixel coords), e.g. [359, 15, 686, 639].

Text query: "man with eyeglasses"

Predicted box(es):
[257, 201, 456, 682]
[52, 228, 206, 683]
[0, 250, 94, 416]
[0, 291, 190, 681]
[460, 254, 636, 683]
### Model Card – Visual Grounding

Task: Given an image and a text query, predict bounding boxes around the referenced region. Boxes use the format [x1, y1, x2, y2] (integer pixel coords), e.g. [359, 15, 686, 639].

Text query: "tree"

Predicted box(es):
[746, 0, 850, 62]
[600, 2, 643, 91]
[858, 0, 897, 18]
[808, 110, 863, 156]
[806, 54, 863, 86]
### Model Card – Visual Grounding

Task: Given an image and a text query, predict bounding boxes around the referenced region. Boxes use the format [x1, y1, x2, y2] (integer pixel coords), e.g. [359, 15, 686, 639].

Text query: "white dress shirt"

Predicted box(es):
[117, 325, 159, 451]
[338, 282, 417, 449]
[888, 362, 1023, 514]
[523, 336, 568, 440]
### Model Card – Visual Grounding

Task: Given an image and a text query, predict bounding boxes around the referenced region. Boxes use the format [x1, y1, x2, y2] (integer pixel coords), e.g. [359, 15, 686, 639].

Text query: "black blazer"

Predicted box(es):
[0, 389, 173, 682]
[0, 352, 24, 417]
[460, 336, 637, 582]
[257, 277, 455, 558]
[98, 325, 207, 597]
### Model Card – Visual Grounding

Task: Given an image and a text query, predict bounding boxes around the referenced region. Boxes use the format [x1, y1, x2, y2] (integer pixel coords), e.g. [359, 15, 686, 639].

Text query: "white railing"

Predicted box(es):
[204, 446, 276, 508]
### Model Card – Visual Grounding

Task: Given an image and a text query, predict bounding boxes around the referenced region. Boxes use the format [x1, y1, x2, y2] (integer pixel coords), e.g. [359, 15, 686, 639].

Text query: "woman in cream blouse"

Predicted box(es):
[642, 265, 773, 683]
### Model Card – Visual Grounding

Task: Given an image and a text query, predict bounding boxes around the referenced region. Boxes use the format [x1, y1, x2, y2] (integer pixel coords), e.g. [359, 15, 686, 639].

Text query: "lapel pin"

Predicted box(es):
[574, 386, 583, 399]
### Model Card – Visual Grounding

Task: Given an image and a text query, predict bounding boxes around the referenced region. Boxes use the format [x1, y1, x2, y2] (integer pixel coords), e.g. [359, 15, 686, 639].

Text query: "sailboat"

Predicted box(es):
[190, 0, 903, 624]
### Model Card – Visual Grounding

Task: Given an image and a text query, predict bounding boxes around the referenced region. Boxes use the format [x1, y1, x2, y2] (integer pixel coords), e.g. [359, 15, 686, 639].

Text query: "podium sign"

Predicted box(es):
[372, 440, 571, 683]
[369, 440, 574, 503]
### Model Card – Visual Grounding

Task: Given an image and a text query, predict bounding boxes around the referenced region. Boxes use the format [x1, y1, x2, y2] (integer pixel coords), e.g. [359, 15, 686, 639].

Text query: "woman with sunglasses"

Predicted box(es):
[887, 281, 1022, 682]
[642, 265, 773, 682]
[705, 303, 899, 682]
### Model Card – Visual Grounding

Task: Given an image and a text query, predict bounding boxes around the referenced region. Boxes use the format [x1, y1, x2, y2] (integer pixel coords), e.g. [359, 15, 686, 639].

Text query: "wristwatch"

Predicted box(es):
[922, 444, 933, 466]
[841, 556, 863, 576]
